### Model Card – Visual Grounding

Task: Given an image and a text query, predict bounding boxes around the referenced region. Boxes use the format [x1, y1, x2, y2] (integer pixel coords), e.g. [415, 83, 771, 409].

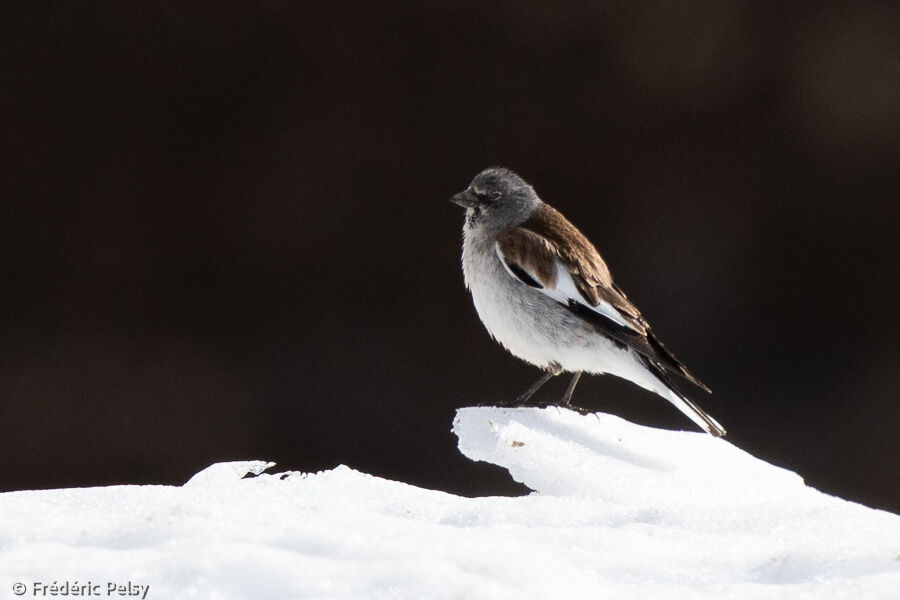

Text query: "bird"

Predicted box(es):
[450, 167, 726, 437]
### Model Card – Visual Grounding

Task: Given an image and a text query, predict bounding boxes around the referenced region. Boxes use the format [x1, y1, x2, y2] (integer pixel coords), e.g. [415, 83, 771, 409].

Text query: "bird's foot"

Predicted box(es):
[560, 403, 594, 416]
[518, 397, 593, 415]
[475, 399, 592, 415]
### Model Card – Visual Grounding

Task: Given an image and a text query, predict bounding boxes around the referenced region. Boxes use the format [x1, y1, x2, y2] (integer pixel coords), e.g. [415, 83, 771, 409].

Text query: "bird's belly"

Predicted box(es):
[465, 255, 659, 389]
[468, 279, 560, 368]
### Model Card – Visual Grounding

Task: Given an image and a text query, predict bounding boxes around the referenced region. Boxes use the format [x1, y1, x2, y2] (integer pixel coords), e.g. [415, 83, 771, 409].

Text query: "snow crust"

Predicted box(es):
[2, 407, 899, 599]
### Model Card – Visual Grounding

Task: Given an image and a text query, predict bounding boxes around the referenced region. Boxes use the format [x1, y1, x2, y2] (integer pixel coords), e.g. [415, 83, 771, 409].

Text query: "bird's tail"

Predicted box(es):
[663, 385, 726, 437]
[643, 359, 726, 437]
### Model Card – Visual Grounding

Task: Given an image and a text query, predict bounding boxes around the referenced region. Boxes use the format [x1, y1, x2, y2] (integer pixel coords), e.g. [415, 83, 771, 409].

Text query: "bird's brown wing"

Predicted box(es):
[496, 204, 711, 393]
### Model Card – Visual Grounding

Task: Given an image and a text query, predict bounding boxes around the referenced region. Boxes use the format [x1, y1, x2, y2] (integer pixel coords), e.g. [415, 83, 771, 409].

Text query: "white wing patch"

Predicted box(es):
[495, 242, 528, 285]
[495, 243, 636, 331]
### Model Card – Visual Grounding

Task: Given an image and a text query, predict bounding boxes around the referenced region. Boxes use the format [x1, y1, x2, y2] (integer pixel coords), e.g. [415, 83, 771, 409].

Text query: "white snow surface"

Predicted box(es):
[2, 407, 899, 599]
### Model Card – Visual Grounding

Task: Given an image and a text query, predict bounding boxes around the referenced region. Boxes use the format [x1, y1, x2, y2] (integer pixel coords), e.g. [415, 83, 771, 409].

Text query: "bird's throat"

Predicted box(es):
[466, 207, 482, 228]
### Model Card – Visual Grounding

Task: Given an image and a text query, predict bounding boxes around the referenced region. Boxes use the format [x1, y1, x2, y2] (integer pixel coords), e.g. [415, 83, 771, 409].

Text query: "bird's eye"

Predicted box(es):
[476, 190, 502, 202]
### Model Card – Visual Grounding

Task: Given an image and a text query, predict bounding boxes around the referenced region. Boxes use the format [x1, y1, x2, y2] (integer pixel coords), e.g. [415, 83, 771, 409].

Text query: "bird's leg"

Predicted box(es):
[560, 372, 582, 407]
[508, 363, 562, 406]
[512, 372, 555, 405]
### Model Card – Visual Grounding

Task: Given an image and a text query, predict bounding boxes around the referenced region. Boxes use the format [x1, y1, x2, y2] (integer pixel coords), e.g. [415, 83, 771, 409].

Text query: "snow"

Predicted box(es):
[2, 407, 899, 599]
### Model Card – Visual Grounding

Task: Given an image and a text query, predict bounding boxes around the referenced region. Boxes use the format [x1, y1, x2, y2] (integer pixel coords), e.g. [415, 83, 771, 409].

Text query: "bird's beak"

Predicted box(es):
[450, 189, 478, 208]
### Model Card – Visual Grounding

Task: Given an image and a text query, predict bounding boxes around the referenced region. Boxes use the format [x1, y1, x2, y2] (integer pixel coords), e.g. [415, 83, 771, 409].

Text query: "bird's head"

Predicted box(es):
[450, 167, 539, 229]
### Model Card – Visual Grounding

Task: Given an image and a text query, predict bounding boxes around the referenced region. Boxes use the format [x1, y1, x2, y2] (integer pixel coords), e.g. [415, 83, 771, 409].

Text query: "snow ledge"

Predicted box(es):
[0, 407, 898, 599]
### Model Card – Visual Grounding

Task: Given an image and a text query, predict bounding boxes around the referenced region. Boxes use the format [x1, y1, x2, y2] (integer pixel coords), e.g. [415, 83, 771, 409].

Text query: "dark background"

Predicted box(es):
[2, 2, 898, 512]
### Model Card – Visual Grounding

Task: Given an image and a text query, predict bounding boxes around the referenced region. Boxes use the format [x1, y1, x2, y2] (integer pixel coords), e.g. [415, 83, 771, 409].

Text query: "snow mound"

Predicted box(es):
[454, 406, 804, 504]
[455, 408, 900, 593]
[0, 407, 898, 599]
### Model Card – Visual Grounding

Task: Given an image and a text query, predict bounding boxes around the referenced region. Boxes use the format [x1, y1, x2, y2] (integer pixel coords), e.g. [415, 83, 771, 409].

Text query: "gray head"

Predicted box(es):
[450, 167, 541, 230]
